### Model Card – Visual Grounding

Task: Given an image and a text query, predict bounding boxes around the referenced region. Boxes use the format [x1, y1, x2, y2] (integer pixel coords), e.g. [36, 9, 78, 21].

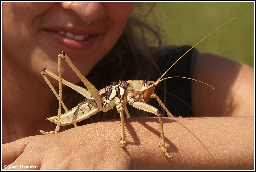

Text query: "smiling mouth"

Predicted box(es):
[44, 29, 97, 51]
[58, 31, 89, 41]
[44, 29, 93, 41]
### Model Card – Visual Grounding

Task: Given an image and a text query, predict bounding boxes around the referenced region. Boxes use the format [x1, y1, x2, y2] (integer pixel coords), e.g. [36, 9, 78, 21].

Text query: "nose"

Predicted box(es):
[61, 2, 105, 23]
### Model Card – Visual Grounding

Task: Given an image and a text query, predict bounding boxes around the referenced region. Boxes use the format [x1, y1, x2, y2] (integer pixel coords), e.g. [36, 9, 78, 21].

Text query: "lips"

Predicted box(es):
[44, 28, 98, 51]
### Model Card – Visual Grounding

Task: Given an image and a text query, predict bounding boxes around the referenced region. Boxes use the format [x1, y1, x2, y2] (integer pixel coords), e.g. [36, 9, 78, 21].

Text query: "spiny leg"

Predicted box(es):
[157, 112, 172, 158]
[119, 110, 126, 147]
[130, 101, 172, 158]
[41, 68, 92, 99]
[56, 54, 62, 133]
[41, 51, 102, 133]
[124, 104, 131, 118]
[41, 67, 94, 128]
[59, 51, 103, 110]
[41, 68, 87, 130]
[41, 69, 69, 113]
[40, 55, 64, 134]
[151, 93, 174, 118]
[116, 100, 126, 147]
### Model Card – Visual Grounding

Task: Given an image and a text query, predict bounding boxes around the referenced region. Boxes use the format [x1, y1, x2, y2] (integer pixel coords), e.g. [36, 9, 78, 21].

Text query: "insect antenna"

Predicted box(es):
[155, 17, 237, 85]
[158, 76, 214, 89]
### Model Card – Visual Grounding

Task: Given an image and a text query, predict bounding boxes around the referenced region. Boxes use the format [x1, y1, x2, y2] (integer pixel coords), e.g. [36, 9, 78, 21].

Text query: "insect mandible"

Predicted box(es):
[40, 17, 236, 158]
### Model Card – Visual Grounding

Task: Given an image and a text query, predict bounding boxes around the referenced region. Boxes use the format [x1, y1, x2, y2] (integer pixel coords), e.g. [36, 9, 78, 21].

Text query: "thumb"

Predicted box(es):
[2, 136, 35, 168]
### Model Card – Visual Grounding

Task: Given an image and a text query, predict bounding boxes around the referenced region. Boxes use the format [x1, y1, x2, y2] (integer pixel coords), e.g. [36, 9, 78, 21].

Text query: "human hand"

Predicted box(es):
[2, 117, 254, 170]
[2, 120, 140, 170]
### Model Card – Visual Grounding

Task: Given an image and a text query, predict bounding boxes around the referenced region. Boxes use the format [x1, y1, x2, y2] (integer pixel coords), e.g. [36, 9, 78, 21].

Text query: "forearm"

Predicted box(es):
[103, 116, 254, 170]
[2, 116, 254, 170]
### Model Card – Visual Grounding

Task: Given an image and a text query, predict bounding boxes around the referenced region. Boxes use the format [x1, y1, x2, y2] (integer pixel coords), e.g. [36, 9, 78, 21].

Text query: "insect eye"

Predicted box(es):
[111, 82, 118, 86]
[146, 81, 154, 86]
[119, 81, 128, 89]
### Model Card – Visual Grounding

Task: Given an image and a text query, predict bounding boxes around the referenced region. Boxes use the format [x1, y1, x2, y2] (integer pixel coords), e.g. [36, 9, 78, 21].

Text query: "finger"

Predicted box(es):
[2, 136, 35, 168]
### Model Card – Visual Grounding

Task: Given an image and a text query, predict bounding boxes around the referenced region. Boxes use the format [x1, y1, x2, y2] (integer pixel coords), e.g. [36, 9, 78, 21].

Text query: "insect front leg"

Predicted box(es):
[128, 100, 172, 158]
[151, 93, 174, 118]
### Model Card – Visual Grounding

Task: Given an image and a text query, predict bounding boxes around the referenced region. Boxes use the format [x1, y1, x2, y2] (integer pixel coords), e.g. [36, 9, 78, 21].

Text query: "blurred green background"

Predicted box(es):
[138, 2, 254, 67]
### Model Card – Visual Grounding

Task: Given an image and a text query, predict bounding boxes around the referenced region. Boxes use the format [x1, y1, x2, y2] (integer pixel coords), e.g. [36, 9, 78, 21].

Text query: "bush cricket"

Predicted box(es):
[40, 17, 236, 158]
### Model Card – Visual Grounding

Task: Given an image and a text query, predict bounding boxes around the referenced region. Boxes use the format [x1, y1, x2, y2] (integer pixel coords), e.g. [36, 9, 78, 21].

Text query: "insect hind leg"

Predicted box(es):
[59, 51, 103, 110]
[41, 68, 69, 113]
[40, 55, 65, 134]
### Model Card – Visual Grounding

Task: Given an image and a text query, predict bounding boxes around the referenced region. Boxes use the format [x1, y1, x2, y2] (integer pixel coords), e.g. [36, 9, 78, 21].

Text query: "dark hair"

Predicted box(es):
[54, 4, 167, 128]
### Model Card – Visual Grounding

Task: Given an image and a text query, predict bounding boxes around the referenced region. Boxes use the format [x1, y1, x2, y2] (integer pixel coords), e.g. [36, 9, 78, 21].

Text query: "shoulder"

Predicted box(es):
[191, 52, 254, 117]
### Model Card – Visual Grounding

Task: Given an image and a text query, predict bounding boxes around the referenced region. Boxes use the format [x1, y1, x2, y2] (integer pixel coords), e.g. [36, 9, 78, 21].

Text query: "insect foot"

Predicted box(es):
[39, 123, 60, 134]
[161, 146, 173, 158]
[39, 130, 58, 135]
[120, 140, 126, 147]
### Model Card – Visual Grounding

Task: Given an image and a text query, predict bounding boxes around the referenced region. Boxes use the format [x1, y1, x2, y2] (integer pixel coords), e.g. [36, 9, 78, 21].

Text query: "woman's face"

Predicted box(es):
[2, 2, 136, 84]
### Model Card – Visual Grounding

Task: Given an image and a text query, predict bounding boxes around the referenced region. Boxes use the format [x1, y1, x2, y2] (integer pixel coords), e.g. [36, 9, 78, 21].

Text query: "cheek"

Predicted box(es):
[2, 3, 54, 27]
[2, 2, 55, 57]
[2, 2, 58, 82]
[100, 3, 136, 47]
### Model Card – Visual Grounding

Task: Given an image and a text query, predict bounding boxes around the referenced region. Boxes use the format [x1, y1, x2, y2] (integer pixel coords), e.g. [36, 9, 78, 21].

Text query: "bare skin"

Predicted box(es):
[2, 2, 254, 170]
[2, 117, 254, 170]
[192, 52, 254, 117]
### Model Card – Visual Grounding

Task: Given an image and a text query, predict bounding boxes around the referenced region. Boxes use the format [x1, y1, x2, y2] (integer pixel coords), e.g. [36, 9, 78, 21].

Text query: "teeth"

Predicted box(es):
[74, 34, 86, 40]
[58, 31, 89, 41]
[59, 31, 65, 35]
[66, 32, 75, 39]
